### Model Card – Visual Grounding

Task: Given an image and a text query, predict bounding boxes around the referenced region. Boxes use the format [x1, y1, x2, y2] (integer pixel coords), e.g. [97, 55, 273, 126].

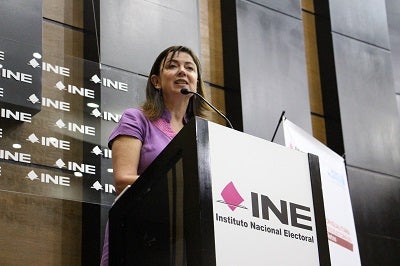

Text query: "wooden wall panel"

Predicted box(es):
[199, 0, 227, 126]
[301, 2, 326, 144]
[203, 84, 226, 126]
[199, 0, 224, 87]
[311, 115, 327, 144]
[43, 21, 84, 59]
[302, 0, 314, 12]
[0, 191, 82, 265]
[43, 0, 84, 29]
[302, 11, 323, 116]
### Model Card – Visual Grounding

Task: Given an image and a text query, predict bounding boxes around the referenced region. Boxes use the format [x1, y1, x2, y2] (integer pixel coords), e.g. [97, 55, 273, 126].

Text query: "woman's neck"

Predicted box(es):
[165, 102, 188, 133]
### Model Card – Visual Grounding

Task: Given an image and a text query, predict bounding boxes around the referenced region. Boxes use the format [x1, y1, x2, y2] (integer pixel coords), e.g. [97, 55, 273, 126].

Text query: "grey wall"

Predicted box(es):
[332, 34, 400, 177]
[330, 0, 390, 49]
[222, 0, 311, 144]
[315, 0, 400, 264]
[386, 0, 400, 118]
[100, 0, 200, 76]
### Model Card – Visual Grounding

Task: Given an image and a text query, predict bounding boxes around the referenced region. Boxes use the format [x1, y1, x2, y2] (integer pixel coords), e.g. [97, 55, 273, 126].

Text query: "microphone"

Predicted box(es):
[270, 110, 286, 142]
[180, 88, 234, 129]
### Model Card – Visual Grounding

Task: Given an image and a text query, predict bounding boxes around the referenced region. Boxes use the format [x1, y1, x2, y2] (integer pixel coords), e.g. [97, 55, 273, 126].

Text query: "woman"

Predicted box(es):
[100, 45, 208, 265]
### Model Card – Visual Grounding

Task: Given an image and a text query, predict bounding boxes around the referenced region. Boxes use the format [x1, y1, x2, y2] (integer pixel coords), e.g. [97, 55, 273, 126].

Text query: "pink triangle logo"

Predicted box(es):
[220, 181, 245, 211]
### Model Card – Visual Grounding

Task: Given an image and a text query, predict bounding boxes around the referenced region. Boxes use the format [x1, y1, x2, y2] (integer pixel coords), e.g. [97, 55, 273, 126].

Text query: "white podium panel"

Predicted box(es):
[208, 122, 321, 265]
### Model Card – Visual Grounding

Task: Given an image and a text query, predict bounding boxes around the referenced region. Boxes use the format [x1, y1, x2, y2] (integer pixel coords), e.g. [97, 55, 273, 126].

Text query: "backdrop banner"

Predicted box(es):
[283, 118, 361, 266]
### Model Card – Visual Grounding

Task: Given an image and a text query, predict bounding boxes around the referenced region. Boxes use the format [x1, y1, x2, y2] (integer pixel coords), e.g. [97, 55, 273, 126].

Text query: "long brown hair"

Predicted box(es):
[141, 46, 209, 120]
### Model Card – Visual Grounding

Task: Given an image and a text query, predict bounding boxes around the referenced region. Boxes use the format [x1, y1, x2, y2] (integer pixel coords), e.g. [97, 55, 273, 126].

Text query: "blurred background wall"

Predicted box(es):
[0, 0, 399, 265]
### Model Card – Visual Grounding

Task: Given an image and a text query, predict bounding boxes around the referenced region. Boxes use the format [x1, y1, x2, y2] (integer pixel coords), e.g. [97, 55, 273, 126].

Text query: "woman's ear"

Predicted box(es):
[151, 75, 161, 89]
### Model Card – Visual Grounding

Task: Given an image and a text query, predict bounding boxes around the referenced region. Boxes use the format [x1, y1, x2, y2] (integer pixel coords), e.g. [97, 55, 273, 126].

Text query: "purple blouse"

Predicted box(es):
[101, 108, 186, 266]
[108, 108, 181, 174]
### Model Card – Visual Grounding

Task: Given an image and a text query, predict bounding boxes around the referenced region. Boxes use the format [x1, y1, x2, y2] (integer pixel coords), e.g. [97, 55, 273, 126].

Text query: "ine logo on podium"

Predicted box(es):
[217, 181, 247, 211]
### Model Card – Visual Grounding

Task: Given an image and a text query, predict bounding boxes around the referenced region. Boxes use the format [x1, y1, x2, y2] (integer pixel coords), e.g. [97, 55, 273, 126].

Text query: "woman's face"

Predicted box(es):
[153, 51, 198, 99]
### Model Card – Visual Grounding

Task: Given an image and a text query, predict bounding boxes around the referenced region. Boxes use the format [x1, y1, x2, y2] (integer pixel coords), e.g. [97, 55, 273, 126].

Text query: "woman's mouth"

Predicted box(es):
[175, 79, 188, 85]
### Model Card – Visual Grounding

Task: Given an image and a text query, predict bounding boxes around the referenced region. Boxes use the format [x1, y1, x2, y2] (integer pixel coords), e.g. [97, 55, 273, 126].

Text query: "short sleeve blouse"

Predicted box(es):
[108, 108, 178, 174]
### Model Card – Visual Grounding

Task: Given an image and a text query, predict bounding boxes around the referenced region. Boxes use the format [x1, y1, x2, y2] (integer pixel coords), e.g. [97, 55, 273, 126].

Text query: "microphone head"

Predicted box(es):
[180, 88, 190, 95]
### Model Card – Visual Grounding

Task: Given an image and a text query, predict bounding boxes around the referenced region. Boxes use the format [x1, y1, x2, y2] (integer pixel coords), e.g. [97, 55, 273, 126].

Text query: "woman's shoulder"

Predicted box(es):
[108, 108, 148, 148]
[120, 108, 148, 122]
[122, 107, 144, 117]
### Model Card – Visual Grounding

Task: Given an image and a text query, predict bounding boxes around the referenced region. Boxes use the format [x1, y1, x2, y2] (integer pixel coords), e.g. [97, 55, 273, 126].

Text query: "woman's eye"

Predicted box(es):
[167, 63, 177, 69]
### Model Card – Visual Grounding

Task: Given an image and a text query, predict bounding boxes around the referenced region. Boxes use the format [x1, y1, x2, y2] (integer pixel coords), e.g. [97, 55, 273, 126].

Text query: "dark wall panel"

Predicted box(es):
[329, 0, 390, 49]
[347, 166, 400, 265]
[0, 38, 42, 114]
[0, 0, 42, 115]
[236, 0, 311, 143]
[356, 234, 400, 266]
[347, 166, 400, 238]
[0, 191, 83, 265]
[332, 33, 400, 177]
[0, 0, 42, 46]
[100, 0, 200, 75]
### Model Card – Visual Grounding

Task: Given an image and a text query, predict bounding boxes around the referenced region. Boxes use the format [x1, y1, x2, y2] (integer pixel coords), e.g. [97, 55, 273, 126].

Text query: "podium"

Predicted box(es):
[109, 117, 330, 265]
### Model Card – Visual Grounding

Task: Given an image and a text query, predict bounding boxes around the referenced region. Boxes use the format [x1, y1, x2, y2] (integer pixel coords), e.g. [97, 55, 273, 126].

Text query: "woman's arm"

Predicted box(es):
[111, 135, 142, 195]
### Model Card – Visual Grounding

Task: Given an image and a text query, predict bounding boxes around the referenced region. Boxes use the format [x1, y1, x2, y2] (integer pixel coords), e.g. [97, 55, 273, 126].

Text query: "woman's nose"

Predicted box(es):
[177, 66, 187, 76]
